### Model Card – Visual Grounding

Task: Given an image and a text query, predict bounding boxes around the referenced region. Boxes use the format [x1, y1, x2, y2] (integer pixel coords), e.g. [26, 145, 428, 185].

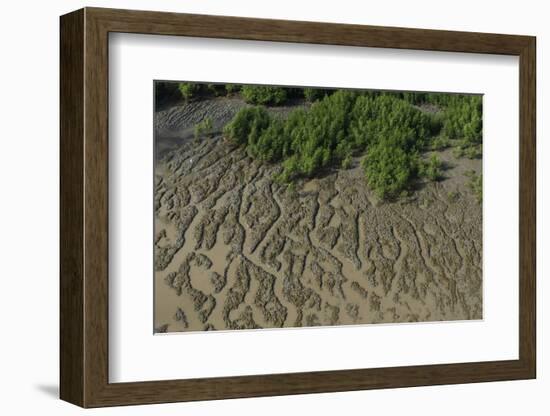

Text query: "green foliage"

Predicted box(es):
[194, 117, 214, 141]
[178, 82, 200, 101]
[223, 106, 271, 147]
[240, 85, 288, 105]
[207, 84, 226, 96]
[397, 92, 483, 159]
[427, 112, 445, 136]
[401, 92, 430, 105]
[362, 143, 419, 199]
[222, 88, 481, 200]
[464, 143, 482, 159]
[350, 94, 434, 197]
[225, 84, 241, 94]
[275, 90, 356, 179]
[303, 88, 329, 102]
[285, 181, 297, 196]
[430, 135, 450, 150]
[160, 82, 483, 201]
[341, 155, 353, 169]
[349, 94, 432, 152]
[419, 154, 443, 181]
[453, 142, 482, 159]
[225, 90, 436, 197]
[466, 170, 482, 203]
[398, 91, 478, 109]
[442, 95, 482, 143]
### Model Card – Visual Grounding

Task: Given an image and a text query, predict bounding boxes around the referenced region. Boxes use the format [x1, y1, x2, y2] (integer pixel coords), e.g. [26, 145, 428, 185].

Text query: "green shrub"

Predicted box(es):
[341, 156, 353, 169]
[432, 135, 450, 150]
[225, 84, 241, 94]
[349, 94, 432, 153]
[453, 146, 465, 158]
[286, 181, 297, 196]
[427, 112, 445, 136]
[178, 82, 200, 101]
[223, 106, 271, 146]
[222, 88, 474, 200]
[430, 135, 450, 150]
[303, 88, 329, 102]
[240, 85, 288, 105]
[419, 154, 443, 181]
[399, 92, 482, 149]
[442, 95, 482, 145]
[466, 170, 482, 203]
[399, 91, 479, 109]
[363, 142, 419, 199]
[452, 139, 481, 160]
[248, 119, 287, 162]
[207, 84, 226, 96]
[276, 156, 299, 183]
[464, 144, 482, 159]
[194, 117, 214, 141]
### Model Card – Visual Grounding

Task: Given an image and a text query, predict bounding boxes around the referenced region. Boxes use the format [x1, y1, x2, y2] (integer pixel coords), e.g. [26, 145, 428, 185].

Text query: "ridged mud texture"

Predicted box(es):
[154, 97, 482, 333]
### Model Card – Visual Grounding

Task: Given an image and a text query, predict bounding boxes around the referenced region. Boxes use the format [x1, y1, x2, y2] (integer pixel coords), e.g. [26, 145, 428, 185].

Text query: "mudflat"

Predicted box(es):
[154, 97, 482, 333]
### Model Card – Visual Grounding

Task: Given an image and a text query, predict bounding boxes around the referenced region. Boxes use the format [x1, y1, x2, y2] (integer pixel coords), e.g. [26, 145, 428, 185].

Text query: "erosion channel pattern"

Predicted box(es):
[154, 84, 482, 333]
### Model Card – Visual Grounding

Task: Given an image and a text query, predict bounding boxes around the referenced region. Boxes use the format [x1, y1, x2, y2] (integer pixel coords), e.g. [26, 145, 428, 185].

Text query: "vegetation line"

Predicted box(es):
[223, 88, 481, 199]
[158, 82, 482, 200]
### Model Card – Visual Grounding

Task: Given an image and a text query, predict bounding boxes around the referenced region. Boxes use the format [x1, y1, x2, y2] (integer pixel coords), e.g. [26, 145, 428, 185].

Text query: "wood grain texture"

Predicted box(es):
[59, 8, 84, 407]
[83, 10, 110, 406]
[89, 7, 532, 55]
[518, 38, 536, 375]
[59, 7, 537, 408]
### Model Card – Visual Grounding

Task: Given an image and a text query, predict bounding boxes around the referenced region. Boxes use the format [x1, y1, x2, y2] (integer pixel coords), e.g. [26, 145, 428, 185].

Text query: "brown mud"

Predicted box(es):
[154, 98, 482, 333]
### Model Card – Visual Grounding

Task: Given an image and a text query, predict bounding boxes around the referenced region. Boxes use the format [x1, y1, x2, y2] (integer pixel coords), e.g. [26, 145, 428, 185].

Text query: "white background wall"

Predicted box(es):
[0, 0, 546, 414]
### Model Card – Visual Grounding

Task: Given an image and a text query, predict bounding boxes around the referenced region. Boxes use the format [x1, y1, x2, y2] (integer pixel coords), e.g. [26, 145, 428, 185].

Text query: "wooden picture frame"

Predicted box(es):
[60, 7, 536, 408]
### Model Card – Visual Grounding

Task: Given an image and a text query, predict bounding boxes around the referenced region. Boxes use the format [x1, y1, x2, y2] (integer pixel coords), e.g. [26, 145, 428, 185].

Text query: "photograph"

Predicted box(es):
[0, 0, 542, 412]
[153, 82, 483, 333]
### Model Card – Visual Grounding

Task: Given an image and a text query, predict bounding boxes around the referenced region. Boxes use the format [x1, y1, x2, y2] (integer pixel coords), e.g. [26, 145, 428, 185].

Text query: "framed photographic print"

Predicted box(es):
[60, 7, 536, 408]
